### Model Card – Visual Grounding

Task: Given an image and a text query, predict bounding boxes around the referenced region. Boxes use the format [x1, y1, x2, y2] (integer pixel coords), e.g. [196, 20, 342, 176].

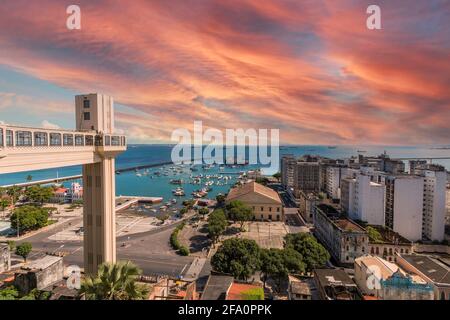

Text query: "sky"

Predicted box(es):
[0, 0, 449, 145]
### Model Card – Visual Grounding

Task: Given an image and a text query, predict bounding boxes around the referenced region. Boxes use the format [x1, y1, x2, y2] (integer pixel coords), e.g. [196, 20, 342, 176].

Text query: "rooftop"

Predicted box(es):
[314, 269, 356, 287]
[21, 255, 62, 271]
[226, 181, 281, 204]
[226, 282, 263, 300]
[201, 275, 234, 300]
[401, 254, 450, 284]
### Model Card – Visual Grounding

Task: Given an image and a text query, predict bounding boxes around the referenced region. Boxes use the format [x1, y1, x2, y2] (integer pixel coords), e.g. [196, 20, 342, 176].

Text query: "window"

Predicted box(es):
[34, 132, 48, 146]
[16, 131, 32, 146]
[83, 99, 90, 108]
[269, 207, 272, 212]
[277, 215, 280, 221]
[0, 128, 3, 146]
[6, 130, 13, 146]
[268, 214, 272, 220]
[277, 207, 280, 212]
[85, 135, 94, 146]
[95, 135, 103, 146]
[63, 134, 74, 146]
[50, 133, 61, 146]
[105, 135, 111, 146]
[261, 207, 264, 211]
[84, 112, 90, 121]
[111, 136, 121, 146]
[75, 135, 84, 146]
[121, 136, 126, 146]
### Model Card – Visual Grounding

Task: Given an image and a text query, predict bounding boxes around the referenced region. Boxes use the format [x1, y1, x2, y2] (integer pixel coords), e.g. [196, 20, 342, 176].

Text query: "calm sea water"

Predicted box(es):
[0, 145, 448, 202]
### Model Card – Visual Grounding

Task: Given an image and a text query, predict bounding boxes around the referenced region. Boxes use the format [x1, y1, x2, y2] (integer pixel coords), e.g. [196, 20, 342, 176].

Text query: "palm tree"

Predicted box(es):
[80, 261, 149, 300]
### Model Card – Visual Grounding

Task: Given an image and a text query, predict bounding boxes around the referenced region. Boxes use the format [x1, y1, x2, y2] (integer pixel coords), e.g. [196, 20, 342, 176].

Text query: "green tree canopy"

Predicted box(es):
[207, 209, 228, 243]
[198, 208, 209, 216]
[211, 238, 261, 280]
[25, 185, 53, 205]
[80, 261, 149, 300]
[260, 248, 305, 287]
[216, 194, 226, 206]
[226, 200, 254, 229]
[10, 205, 50, 232]
[284, 233, 330, 272]
[15, 242, 32, 262]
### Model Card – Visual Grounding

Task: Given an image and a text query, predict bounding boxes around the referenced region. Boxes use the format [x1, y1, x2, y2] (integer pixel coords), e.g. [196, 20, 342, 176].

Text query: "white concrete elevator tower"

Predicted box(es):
[75, 94, 122, 274]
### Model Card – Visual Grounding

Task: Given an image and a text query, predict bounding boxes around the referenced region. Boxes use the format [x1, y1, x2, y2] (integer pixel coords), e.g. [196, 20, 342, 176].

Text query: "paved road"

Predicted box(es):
[16, 218, 198, 278]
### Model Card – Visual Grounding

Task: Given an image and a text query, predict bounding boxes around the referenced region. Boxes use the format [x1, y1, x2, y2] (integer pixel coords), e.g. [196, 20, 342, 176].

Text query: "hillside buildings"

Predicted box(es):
[293, 160, 321, 196]
[226, 181, 284, 222]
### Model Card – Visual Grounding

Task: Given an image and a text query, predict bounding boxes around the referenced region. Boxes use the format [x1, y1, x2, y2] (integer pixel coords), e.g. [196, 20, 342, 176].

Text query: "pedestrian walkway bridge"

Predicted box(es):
[0, 124, 126, 174]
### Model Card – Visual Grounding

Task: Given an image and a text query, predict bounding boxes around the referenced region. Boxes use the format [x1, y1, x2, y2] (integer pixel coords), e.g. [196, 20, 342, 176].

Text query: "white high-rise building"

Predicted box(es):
[385, 175, 424, 241]
[326, 166, 341, 200]
[418, 169, 446, 241]
[342, 167, 385, 225]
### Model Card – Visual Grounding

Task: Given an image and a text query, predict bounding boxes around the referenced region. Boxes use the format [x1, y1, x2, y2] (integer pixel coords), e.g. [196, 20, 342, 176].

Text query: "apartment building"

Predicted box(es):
[413, 166, 446, 241]
[281, 154, 296, 190]
[340, 167, 385, 226]
[293, 161, 321, 197]
[298, 190, 319, 224]
[385, 175, 424, 241]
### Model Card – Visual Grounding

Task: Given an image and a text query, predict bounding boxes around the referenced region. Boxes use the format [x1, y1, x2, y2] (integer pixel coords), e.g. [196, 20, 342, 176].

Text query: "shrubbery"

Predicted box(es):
[170, 222, 190, 256]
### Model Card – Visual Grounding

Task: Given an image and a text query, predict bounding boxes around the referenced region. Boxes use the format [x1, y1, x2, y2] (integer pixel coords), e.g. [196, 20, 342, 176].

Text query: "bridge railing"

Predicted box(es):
[0, 125, 126, 150]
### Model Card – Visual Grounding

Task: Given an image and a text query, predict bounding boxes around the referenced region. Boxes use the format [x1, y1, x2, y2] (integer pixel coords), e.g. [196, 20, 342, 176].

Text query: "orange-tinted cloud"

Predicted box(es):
[0, 0, 448, 145]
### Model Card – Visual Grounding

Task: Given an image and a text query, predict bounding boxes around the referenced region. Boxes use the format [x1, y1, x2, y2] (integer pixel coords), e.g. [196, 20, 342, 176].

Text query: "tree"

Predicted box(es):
[207, 209, 228, 243]
[260, 248, 287, 288]
[198, 207, 209, 216]
[0, 286, 19, 300]
[15, 242, 32, 262]
[255, 177, 269, 186]
[7, 240, 16, 252]
[179, 207, 188, 216]
[216, 194, 226, 207]
[0, 198, 9, 218]
[272, 172, 281, 180]
[226, 201, 254, 230]
[80, 261, 149, 300]
[284, 233, 330, 272]
[25, 185, 53, 205]
[211, 238, 261, 280]
[260, 248, 305, 289]
[6, 186, 22, 207]
[10, 205, 50, 232]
